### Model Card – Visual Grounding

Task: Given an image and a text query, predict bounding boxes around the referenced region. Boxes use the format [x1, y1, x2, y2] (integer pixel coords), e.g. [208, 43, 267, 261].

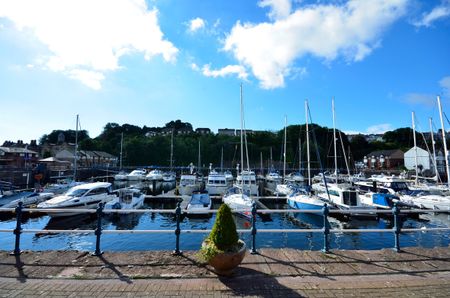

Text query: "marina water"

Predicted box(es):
[0, 196, 448, 252]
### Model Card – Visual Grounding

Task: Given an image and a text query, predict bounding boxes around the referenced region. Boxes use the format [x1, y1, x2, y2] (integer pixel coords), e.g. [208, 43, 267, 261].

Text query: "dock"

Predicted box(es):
[0, 247, 448, 297]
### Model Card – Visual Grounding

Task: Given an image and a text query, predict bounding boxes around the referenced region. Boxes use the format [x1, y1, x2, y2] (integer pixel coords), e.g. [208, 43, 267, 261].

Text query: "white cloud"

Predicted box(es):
[404, 93, 435, 106]
[0, 0, 178, 90]
[202, 64, 248, 80]
[258, 0, 292, 21]
[188, 17, 206, 33]
[224, 0, 408, 89]
[68, 69, 105, 91]
[413, 1, 450, 27]
[190, 63, 200, 71]
[366, 123, 393, 134]
[440, 76, 450, 96]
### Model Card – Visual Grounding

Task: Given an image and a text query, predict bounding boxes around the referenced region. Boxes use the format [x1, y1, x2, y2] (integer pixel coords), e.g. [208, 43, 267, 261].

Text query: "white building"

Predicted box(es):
[404, 146, 431, 172]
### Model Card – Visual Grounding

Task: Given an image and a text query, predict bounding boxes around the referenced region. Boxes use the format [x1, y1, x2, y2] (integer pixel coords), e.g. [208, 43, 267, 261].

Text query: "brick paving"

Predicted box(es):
[0, 246, 449, 297]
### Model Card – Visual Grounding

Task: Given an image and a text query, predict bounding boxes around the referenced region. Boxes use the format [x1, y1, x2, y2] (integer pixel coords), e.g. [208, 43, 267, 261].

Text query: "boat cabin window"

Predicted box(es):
[343, 191, 357, 206]
[122, 194, 132, 204]
[66, 188, 88, 197]
[87, 187, 108, 196]
[388, 182, 409, 192]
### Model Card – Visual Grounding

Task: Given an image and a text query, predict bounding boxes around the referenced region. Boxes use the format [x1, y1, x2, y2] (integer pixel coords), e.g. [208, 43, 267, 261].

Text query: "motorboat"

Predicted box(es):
[287, 190, 326, 212]
[37, 182, 116, 217]
[276, 183, 300, 196]
[126, 169, 147, 181]
[114, 171, 128, 181]
[265, 171, 282, 192]
[178, 174, 200, 196]
[146, 169, 164, 181]
[162, 171, 176, 183]
[284, 172, 305, 185]
[0, 191, 54, 209]
[43, 179, 84, 195]
[104, 188, 145, 213]
[205, 170, 232, 196]
[313, 182, 377, 218]
[235, 170, 258, 196]
[185, 190, 211, 216]
[222, 186, 253, 218]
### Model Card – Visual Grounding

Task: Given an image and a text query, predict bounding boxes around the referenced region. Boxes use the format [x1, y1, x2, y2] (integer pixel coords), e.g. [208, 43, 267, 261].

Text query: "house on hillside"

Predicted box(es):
[404, 146, 431, 172]
[0, 146, 39, 168]
[364, 149, 404, 169]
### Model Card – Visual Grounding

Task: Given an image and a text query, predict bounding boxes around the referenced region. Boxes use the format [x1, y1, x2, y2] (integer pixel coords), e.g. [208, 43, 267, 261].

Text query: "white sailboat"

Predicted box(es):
[224, 83, 254, 215]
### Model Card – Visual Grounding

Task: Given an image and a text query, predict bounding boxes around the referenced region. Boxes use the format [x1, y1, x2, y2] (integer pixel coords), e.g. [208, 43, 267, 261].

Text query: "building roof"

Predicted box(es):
[367, 149, 404, 159]
[0, 146, 38, 154]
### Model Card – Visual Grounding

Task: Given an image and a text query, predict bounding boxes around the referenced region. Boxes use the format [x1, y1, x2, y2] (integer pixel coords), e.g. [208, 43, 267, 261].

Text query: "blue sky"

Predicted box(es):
[1, 0, 450, 144]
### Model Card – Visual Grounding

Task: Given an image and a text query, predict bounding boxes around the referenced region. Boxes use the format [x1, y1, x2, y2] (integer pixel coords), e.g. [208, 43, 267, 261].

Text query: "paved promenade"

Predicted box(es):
[0, 247, 449, 297]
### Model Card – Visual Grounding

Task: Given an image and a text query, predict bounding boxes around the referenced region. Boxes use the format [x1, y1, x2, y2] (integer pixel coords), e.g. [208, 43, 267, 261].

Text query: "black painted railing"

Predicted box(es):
[0, 202, 449, 256]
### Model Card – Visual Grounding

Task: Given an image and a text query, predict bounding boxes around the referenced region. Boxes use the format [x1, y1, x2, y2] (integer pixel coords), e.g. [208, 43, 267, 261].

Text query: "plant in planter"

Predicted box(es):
[198, 204, 246, 276]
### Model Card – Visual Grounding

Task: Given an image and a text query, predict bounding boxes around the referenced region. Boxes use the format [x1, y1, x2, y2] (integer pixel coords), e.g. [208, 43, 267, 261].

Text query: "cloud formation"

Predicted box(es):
[404, 93, 435, 106]
[440, 76, 450, 96]
[366, 123, 393, 134]
[413, 1, 450, 27]
[201, 64, 248, 80]
[258, 0, 292, 21]
[224, 0, 408, 89]
[0, 0, 178, 90]
[188, 17, 206, 33]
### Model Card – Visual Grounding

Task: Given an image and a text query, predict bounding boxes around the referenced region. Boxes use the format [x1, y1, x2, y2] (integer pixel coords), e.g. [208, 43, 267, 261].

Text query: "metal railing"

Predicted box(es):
[0, 202, 449, 256]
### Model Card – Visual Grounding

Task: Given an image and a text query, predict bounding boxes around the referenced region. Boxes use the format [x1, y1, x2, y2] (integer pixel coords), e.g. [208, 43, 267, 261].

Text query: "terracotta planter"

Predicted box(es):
[206, 240, 246, 276]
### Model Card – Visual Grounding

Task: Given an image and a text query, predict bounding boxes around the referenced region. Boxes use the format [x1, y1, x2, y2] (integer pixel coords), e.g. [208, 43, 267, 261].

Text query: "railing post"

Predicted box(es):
[173, 202, 182, 255]
[92, 202, 104, 256]
[250, 202, 258, 254]
[321, 203, 330, 253]
[392, 203, 401, 252]
[10, 202, 23, 256]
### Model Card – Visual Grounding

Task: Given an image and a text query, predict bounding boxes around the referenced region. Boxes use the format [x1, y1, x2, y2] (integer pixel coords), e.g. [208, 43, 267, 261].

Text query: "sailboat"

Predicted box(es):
[163, 130, 176, 183]
[224, 83, 254, 217]
[114, 133, 128, 181]
[312, 98, 377, 217]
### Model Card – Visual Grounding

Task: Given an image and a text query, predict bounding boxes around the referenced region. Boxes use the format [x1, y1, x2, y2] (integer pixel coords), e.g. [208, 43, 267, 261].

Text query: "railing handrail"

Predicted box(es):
[1, 202, 449, 256]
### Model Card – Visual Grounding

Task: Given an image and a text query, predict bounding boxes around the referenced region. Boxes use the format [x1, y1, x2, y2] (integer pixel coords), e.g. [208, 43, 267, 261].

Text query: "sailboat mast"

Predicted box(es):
[197, 140, 201, 173]
[283, 116, 287, 181]
[240, 83, 244, 174]
[73, 114, 79, 181]
[220, 147, 224, 172]
[437, 95, 450, 187]
[170, 130, 174, 171]
[305, 100, 311, 185]
[332, 97, 338, 177]
[412, 111, 419, 185]
[119, 132, 123, 170]
[429, 118, 439, 179]
[298, 136, 302, 172]
[260, 151, 263, 176]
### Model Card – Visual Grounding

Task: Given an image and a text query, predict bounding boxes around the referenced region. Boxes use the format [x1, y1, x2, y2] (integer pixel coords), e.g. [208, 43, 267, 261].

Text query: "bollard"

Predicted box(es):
[392, 203, 401, 252]
[10, 201, 23, 256]
[321, 203, 330, 253]
[92, 202, 104, 256]
[173, 202, 182, 255]
[250, 202, 258, 254]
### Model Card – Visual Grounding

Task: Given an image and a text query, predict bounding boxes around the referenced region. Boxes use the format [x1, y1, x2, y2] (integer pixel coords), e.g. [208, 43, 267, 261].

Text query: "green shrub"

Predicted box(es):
[198, 204, 240, 262]
[209, 204, 238, 250]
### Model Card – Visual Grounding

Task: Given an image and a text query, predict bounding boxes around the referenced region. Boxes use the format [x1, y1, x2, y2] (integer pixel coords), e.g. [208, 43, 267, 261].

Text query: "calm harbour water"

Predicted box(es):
[0, 198, 449, 252]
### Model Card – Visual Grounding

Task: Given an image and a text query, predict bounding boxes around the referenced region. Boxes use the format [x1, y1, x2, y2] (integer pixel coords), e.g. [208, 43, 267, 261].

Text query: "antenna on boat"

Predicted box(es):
[73, 114, 79, 181]
[305, 99, 311, 186]
[429, 118, 440, 182]
[332, 97, 338, 179]
[412, 111, 419, 185]
[437, 95, 450, 187]
[283, 115, 287, 182]
[119, 132, 123, 170]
